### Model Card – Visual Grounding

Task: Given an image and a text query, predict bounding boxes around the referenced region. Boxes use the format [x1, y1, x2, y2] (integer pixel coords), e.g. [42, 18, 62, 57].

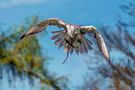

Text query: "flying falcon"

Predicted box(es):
[20, 18, 110, 64]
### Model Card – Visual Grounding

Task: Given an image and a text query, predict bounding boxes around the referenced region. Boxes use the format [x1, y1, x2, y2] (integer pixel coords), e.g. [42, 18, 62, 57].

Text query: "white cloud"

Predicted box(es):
[0, 0, 47, 8]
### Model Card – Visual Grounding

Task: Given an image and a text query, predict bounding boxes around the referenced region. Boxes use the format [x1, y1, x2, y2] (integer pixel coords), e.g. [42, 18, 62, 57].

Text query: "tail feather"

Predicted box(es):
[52, 30, 64, 34]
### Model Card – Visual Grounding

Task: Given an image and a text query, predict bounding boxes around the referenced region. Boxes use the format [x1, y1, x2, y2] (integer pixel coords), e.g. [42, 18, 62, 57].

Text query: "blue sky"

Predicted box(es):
[0, 0, 133, 90]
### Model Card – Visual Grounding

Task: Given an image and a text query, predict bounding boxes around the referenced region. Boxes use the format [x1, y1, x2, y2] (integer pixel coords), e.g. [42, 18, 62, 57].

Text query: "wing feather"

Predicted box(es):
[95, 32, 109, 60]
[20, 18, 66, 39]
[79, 26, 110, 61]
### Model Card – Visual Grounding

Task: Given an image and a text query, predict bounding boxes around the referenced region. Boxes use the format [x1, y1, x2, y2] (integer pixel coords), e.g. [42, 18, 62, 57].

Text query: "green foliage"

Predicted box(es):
[0, 16, 68, 90]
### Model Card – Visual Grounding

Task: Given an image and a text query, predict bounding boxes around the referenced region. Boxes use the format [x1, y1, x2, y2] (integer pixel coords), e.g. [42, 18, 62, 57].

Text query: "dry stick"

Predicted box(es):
[64, 39, 75, 47]
[62, 38, 75, 64]
[62, 37, 79, 64]
[63, 52, 69, 64]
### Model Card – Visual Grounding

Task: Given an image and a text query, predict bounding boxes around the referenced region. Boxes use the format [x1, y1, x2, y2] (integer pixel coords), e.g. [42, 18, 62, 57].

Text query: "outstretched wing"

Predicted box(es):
[79, 26, 110, 61]
[20, 18, 67, 39]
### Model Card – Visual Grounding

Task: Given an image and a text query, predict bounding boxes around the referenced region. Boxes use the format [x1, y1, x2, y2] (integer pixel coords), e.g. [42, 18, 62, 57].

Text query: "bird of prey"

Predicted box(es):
[20, 18, 110, 64]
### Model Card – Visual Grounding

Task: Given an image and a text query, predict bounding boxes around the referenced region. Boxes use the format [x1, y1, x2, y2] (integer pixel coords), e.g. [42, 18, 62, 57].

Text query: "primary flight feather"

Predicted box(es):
[20, 18, 110, 64]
